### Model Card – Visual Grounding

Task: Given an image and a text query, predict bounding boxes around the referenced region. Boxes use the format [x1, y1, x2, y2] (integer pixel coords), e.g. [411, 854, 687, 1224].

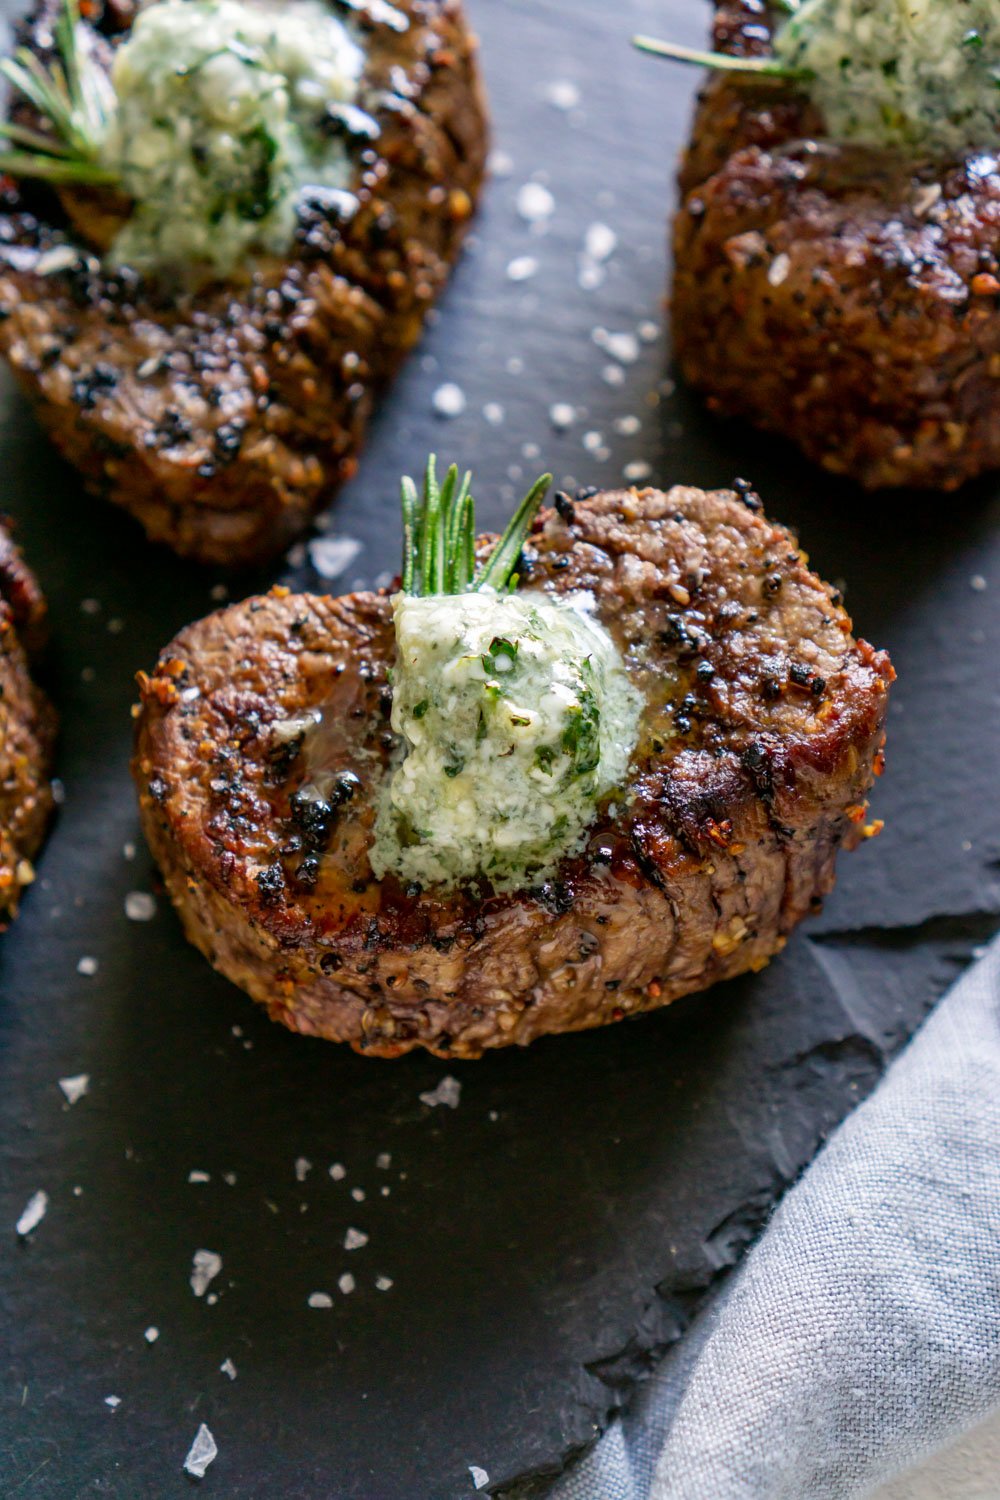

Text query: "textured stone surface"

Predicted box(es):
[1, 0, 998, 1496]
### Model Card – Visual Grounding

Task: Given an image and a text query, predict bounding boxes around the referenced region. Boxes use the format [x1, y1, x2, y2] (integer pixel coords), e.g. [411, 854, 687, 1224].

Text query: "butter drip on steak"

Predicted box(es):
[133, 484, 893, 1059]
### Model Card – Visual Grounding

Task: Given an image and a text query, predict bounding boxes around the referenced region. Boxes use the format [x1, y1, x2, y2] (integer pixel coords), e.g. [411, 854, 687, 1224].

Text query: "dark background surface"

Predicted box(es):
[2, 0, 1000, 1496]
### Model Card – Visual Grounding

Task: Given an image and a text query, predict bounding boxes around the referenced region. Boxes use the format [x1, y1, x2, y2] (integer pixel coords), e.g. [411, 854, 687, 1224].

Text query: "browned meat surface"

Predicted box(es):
[0, 0, 488, 565]
[673, 0, 1000, 491]
[0, 523, 56, 927]
[133, 483, 893, 1058]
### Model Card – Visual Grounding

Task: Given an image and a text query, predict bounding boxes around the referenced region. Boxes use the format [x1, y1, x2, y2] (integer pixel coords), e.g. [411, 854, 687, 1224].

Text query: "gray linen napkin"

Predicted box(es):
[551, 934, 1000, 1500]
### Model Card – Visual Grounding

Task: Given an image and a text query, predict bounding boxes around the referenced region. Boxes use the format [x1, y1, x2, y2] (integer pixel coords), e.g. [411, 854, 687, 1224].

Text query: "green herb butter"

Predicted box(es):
[104, 0, 364, 277]
[774, 0, 1000, 152]
[370, 589, 643, 891]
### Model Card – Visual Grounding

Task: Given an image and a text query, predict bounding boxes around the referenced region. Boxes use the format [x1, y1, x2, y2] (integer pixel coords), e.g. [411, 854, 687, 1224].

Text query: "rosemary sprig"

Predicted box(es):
[0, 0, 119, 188]
[401, 456, 552, 598]
[632, 33, 811, 82]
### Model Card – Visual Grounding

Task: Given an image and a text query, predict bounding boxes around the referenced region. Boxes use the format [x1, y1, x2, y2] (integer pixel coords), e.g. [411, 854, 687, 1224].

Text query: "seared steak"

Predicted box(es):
[134, 484, 893, 1058]
[0, 0, 487, 565]
[673, 0, 1000, 491]
[0, 523, 56, 927]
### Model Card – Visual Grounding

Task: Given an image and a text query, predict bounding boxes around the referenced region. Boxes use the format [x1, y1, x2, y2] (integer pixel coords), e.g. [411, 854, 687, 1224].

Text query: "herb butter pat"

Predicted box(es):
[105, 0, 365, 277]
[371, 589, 642, 890]
[773, 0, 1000, 153]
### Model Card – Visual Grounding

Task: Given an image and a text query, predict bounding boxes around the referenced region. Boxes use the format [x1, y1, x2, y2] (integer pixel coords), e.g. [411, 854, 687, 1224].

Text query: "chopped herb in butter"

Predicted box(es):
[105, 0, 365, 277]
[773, 0, 1000, 153]
[370, 589, 642, 891]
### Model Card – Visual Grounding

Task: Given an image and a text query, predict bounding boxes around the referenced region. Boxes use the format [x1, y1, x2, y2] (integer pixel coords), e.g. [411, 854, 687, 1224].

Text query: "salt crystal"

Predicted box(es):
[122, 841, 136, 860]
[506, 355, 525, 376]
[638, 320, 660, 343]
[125, 891, 156, 922]
[183, 1423, 218, 1479]
[549, 402, 576, 430]
[578, 260, 604, 291]
[209, 582, 228, 602]
[338, 1272, 356, 1295]
[16, 1190, 48, 1237]
[506, 255, 538, 282]
[483, 402, 505, 426]
[768, 252, 791, 287]
[432, 382, 466, 418]
[375, 1152, 392, 1170]
[295, 1156, 312, 1182]
[188, 1170, 210, 1184]
[381, 1186, 391, 1197]
[419, 1075, 462, 1109]
[58, 1074, 89, 1106]
[308, 1291, 333, 1309]
[546, 79, 581, 111]
[344, 1227, 369, 1251]
[51, 779, 66, 806]
[594, 328, 640, 365]
[329, 1163, 346, 1182]
[220, 1358, 237, 1380]
[190, 1249, 222, 1297]
[375, 1275, 394, 1291]
[104, 1395, 121, 1410]
[144, 1326, 159, 1343]
[77, 956, 98, 976]
[516, 182, 555, 223]
[624, 460, 652, 483]
[584, 223, 616, 262]
[308, 535, 363, 580]
[351, 1187, 366, 1202]
[487, 148, 513, 177]
[223, 1171, 237, 1186]
[971, 574, 987, 591]
[582, 431, 604, 453]
[80, 597, 101, 616]
[469, 1466, 490, 1490]
[614, 414, 641, 436]
[602, 365, 625, 387]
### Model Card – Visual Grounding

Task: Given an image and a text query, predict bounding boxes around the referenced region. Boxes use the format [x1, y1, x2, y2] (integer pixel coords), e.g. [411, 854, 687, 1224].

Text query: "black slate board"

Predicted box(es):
[2, 1, 1000, 1496]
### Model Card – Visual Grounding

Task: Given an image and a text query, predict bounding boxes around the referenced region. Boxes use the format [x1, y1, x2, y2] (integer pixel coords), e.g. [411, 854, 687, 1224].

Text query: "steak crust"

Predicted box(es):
[673, 0, 1000, 491]
[0, 0, 487, 565]
[134, 484, 893, 1058]
[0, 523, 56, 927]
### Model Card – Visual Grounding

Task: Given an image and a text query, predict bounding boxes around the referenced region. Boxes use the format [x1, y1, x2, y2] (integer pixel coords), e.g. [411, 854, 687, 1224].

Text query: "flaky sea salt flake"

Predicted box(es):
[220, 1357, 237, 1379]
[344, 1227, 369, 1251]
[583, 222, 616, 262]
[469, 1465, 490, 1490]
[190, 1249, 222, 1297]
[516, 181, 555, 223]
[308, 1292, 333, 1309]
[546, 79, 581, 111]
[506, 254, 538, 282]
[432, 382, 466, 418]
[183, 1423, 218, 1479]
[16, 1190, 48, 1237]
[419, 1075, 462, 1109]
[59, 1073, 89, 1105]
[124, 891, 156, 921]
[308, 535, 363, 581]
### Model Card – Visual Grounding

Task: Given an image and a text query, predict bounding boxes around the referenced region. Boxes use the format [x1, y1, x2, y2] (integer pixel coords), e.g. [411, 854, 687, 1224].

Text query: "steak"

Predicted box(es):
[672, 0, 1000, 491]
[133, 483, 893, 1058]
[0, 523, 56, 927]
[0, 0, 487, 565]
